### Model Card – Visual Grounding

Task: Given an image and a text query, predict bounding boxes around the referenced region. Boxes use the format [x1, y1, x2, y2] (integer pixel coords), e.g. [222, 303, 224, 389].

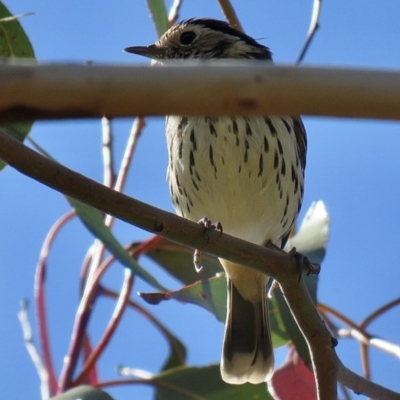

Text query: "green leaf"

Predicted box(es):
[169, 274, 227, 322]
[68, 198, 167, 291]
[152, 364, 272, 400]
[144, 237, 223, 285]
[140, 274, 226, 323]
[140, 273, 290, 348]
[286, 200, 330, 265]
[0, 3, 35, 57]
[269, 296, 291, 348]
[50, 385, 114, 400]
[161, 333, 187, 371]
[274, 287, 311, 368]
[146, 0, 169, 37]
[0, 2, 36, 170]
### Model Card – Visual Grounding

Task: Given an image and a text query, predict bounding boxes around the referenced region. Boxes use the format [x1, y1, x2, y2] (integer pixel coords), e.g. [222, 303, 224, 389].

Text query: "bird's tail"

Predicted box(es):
[221, 278, 274, 384]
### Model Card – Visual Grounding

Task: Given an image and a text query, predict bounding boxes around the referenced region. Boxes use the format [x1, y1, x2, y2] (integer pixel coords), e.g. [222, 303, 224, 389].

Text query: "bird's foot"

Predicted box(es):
[193, 217, 223, 273]
[288, 247, 320, 282]
[198, 217, 223, 242]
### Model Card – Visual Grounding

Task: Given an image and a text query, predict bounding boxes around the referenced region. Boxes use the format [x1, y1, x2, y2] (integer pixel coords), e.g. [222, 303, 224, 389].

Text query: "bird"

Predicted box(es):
[124, 18, 307, 385]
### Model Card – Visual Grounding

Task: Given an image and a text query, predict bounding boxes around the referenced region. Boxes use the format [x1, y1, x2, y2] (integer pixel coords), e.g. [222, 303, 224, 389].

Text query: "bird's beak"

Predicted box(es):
[124, 44, 165, 59]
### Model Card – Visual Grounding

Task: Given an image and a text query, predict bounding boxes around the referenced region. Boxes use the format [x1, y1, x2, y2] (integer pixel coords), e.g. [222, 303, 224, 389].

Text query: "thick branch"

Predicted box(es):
[0, 128, 302, 282]
[280, 278, 337, 399]
[2, 63, 400, 120]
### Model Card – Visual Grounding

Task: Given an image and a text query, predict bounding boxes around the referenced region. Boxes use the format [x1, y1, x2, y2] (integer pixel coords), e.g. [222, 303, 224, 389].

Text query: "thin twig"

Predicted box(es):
[80, 248, 94, 295]
[168, 0, 184, 26]
[35, 210, 76, 396]
[113, 117, 146, 194]
[320, 301, 400, 376]
[18, 300, 50, 400]
[360, 341, 372, 383]
[318, 302, 367, 332]
[360, 297, 400, 329]
[74, 268, 134, 385]
[337, 358, 400, 400]
[86, 116, 146, 283]
[85, 118, 115, 287]
[0, 11, 36, 22]
[58, 251, 115, 392]
[101, 117, 116, 189]
[127, 235, 163, 258]
[296, 0, 322, 64]
[359, 295, 400, 386]
[217, 0, 242, 31]
[82, 334, 99, 385]
[338, 328, 400, 359]
[320, 302, 374, 381]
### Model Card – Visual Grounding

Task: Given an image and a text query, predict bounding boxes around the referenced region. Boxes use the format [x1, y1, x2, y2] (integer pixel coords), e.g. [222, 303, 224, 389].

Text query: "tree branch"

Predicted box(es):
[337, 359, 400, 400]
[279, 277, 337, 399]
[2, 63, 400, 121]
[0, 128, 308, 282]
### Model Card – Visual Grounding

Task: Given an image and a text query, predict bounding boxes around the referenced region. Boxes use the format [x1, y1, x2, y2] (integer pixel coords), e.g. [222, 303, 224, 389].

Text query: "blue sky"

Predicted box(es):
[2, 1, 400, 399]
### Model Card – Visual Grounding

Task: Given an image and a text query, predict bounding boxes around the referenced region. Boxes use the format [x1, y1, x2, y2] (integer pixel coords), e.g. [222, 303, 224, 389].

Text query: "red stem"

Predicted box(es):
[58, 256, 112, 392]
[73, 268, 134, 385]
[82, 334, 99, 385]
[130, 235, 163, 257]
[35, 210, 76, 396]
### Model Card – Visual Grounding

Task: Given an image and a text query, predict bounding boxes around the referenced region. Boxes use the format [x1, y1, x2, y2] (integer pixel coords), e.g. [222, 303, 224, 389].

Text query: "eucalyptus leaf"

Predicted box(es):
[0, 2, 36, 170]
[153, 364, 272, 400]
[68, 198, 167, 291]
[146, 0, 169, 38]
[50, 385, 114, 400]
[286, 200, 330, 264]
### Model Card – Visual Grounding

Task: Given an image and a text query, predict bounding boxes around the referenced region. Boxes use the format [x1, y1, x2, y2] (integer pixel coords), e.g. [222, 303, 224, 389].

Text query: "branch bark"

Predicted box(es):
[2, 63, 400, 121]
[0, 129, 304, 282]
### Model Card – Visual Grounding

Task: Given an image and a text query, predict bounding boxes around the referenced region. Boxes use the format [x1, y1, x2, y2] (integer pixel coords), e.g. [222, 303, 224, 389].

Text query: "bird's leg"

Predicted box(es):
[288, 247, 320, 281]
[193, 217, 223, 272]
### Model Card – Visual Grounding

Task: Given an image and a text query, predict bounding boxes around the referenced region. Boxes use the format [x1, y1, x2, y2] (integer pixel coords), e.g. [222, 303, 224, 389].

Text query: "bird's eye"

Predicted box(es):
[179, 31, 197, 45]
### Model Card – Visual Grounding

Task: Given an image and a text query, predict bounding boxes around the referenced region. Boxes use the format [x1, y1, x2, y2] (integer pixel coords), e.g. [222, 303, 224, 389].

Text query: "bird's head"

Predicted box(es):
[124, 18, 272, 61]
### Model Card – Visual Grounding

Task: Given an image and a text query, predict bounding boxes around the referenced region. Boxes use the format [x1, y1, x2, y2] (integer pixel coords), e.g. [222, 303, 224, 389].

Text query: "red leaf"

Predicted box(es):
[272, 347, 316, 400]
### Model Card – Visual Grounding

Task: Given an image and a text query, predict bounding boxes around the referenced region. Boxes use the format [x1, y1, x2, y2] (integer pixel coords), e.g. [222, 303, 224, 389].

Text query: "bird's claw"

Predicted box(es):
[198, 217, 223, 243]
[288, 247, 321, 282]
[193, 217, 223, 273]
